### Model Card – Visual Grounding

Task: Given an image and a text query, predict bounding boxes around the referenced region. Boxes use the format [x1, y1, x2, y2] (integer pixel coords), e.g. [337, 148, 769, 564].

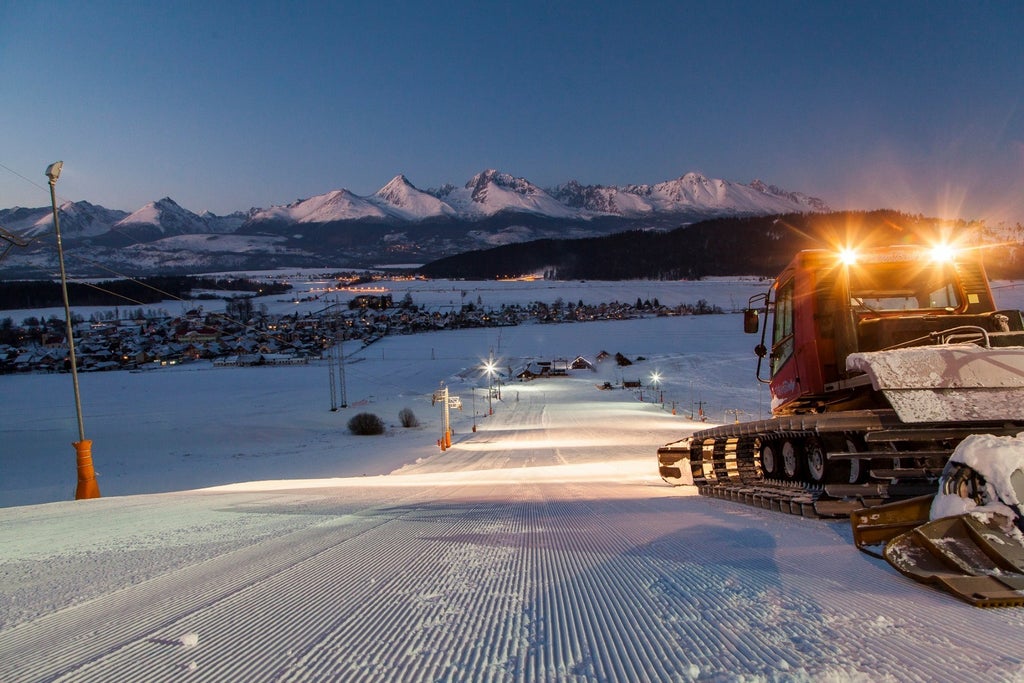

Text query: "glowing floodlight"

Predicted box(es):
[482, 357, 498, 415]
[838, 248, 859, 266]
[930, 243, 957, 263]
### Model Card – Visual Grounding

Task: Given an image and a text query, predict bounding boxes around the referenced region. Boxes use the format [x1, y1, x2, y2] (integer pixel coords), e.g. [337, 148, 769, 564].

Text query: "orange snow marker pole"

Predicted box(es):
[74, 439, 100, 499]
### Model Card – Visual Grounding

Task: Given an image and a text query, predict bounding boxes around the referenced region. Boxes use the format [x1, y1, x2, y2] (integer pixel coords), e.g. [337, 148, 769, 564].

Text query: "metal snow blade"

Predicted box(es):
[851, 494, 935, 556]
[852, 497, 1024, 607]
[885, 514, 1024, 607]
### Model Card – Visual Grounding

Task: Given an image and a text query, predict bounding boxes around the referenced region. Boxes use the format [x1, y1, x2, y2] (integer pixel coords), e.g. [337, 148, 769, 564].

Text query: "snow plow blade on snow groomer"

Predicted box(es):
[850, 498, 1024, 607]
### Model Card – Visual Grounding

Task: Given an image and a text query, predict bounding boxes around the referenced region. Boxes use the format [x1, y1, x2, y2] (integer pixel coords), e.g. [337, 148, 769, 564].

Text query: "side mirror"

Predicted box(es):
[743, 308, 759, 334]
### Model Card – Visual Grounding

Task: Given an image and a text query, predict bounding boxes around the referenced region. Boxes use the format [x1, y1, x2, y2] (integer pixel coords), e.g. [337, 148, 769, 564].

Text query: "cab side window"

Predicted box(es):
[772, 279, 795, 375]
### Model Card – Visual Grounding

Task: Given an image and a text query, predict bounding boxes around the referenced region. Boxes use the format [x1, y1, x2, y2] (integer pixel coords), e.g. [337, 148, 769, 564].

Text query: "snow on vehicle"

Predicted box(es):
[851, 433, 1024, 606]
[658, 243, 1024, 517]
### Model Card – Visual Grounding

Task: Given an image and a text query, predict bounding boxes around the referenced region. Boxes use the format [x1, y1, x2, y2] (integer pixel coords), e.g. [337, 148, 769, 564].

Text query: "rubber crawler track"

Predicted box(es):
[659, 410, 1024, 518]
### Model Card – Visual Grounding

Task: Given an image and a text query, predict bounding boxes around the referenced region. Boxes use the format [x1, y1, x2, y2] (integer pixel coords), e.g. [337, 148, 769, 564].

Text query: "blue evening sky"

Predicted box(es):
[1, 1, 1022, 224]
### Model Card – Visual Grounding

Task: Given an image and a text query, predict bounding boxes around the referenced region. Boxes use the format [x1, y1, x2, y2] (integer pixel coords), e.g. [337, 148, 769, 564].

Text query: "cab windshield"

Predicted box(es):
[848, 262, 961, 312]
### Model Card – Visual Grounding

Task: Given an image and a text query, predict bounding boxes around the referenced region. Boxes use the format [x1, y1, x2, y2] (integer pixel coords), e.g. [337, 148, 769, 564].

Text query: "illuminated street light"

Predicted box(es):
[47, 161, 100, 499]
[483, 358, 496, 415]
[650, 371, 663, 404]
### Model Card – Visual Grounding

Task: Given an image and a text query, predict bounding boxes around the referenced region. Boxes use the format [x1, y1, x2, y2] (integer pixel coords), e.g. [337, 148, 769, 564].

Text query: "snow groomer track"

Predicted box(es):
[660, 407, 1024, 517]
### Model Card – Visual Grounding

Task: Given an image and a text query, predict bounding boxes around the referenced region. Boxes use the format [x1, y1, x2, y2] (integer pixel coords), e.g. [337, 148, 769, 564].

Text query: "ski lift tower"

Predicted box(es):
[319, 298, 348, 411]
[432, 383, 461, 450]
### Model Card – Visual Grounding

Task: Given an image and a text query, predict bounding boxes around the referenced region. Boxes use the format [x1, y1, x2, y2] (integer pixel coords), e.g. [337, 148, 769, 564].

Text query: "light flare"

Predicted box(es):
[929, 243, 957, 263]
[838, 248, 859, 266]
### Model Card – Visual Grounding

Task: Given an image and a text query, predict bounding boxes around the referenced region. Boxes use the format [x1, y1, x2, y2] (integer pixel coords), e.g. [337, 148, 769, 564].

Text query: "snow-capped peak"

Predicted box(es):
[466, 169, 541, 201]
[370, 175, 456, 221]
[251, 189, 390, 224]
[439, 169, 578, 218]
[55, 200, 131, 238]
[376, 174, 417, 201]
[117, 197, 198, 230]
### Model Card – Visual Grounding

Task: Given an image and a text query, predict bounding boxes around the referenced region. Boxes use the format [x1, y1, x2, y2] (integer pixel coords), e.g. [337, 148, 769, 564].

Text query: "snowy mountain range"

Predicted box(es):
[0, 170, 829, 276]
[243, 170, 828, 225]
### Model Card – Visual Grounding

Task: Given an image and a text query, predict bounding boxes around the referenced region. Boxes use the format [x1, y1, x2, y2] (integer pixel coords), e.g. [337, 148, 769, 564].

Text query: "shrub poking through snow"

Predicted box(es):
[348, 412, 385, 435]
[398, 407, 419, 428]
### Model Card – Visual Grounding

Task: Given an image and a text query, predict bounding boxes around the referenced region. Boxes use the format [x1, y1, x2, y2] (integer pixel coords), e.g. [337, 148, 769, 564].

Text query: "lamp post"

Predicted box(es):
[483, 359, 496, 415]
[47, 161, 100, 499]
[650, 371, 663, 404]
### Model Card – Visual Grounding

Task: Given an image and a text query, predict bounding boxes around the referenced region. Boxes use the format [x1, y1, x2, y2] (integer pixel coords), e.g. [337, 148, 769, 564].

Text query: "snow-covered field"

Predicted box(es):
[3, 277, 1024, 681]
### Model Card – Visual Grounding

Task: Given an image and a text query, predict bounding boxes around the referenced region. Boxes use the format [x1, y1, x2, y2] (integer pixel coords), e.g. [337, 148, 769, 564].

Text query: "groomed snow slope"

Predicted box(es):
[6, 371, 1024, 681]
[3, 281, 1024, 681]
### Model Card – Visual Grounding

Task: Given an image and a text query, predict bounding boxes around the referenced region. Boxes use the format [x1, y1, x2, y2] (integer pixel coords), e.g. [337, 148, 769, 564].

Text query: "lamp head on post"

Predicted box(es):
[46, 161, 63, 183]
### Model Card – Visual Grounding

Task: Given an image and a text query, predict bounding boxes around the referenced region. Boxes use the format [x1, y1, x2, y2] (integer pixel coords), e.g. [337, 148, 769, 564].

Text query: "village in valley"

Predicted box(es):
[0, 277, 723, 374]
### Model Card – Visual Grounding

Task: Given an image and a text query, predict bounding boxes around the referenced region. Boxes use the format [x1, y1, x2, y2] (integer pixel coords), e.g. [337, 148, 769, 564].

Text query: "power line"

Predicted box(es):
[0, 160, 52, 196]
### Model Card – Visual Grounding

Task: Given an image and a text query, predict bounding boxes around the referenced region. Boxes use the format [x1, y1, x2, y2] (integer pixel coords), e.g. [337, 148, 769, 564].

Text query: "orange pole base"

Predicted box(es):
[74, 439, 101, 499]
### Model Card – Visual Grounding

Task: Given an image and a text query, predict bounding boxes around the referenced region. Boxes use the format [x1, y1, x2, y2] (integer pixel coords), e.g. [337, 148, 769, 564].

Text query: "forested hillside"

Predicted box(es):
[418, 211, 1024, 280]
[0, 277, 291, 310]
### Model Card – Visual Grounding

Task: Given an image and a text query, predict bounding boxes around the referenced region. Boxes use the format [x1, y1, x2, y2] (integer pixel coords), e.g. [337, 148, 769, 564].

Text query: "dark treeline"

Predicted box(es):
[0, 276, 292, 310]
[419, 211, 1024, 280]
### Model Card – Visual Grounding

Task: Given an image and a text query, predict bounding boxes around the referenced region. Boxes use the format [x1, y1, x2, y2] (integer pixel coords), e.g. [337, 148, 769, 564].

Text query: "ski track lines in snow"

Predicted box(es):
[9, 491, 1024, 683]
[10, 492, 1021, 682]
[8, 377, 1024, 679]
